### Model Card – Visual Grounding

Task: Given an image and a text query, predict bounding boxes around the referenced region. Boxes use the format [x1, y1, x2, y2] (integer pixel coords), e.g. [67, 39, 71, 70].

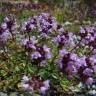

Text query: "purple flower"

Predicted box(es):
[86, 26, 95, 33]
[43, 45, 50, 53]
[21, 75, 32, 91]
[52, 32, 76, 48]
[26, 41, 36, 50]
[83, 68, 93, 76]
[52, 35, 65, 47]
[4, 16, 17, 32]
[40, 86, 48, 95]
[43, 45, 52, 59]
[21, 12, 64, 39]
[21, 38, 29, 46]
[79, 26, 96, 50]
[40, 60, 47, 66]
[70, 53, 78, 61]
[22, 83, 30, 91]
[21, 17, 37, 33]
[22, 75, 29, 83]
[86, 77, 93, 85]
[4, 17, 10, 22]
[1, 23, 7, 30]
[76, 56, 87, 68]
[93, 65, 96, 72]
[43, 80, 50, 89]
[0, 30, 10, 43]
[59, 49, 68, 57]
[21, 75, 50, 94]
[80, 27, 86, 34]
[65, 62, 77, 75]
[40, 80, 50, 95]
[55, 58, 63, 69]
[21, 36, 37, 50]
[45, 52, 52, 59]
[31, 51, 41, 59]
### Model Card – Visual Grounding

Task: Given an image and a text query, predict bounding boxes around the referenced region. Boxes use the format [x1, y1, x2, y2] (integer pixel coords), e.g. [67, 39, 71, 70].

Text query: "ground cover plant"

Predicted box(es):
[0, 12, 96, 96]
[0, 0, 96, 96]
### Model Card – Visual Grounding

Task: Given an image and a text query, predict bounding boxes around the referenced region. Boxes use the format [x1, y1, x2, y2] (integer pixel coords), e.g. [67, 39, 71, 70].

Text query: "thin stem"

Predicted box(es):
[70, 38, 82, 52]
[88, 48, 94, 57]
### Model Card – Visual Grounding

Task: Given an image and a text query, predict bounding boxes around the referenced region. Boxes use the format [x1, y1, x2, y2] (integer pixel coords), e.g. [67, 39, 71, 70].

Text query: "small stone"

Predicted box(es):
[0, 92, 8, 96]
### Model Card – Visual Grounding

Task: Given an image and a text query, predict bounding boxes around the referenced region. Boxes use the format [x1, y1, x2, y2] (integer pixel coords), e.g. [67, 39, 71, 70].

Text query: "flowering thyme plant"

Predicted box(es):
[0, 13, 96, 95]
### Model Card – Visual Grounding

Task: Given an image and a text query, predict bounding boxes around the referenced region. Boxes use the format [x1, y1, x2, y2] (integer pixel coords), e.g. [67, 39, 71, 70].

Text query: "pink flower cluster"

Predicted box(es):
[0, 15, 17, 46]
[21, 36, 52, 66]
[56, 49, 96, 85]
[21, 75, 50, 95]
